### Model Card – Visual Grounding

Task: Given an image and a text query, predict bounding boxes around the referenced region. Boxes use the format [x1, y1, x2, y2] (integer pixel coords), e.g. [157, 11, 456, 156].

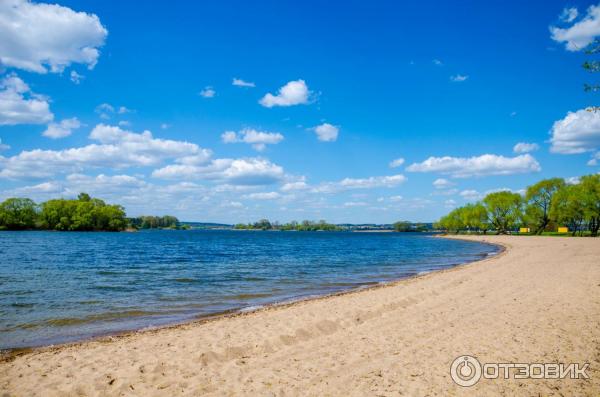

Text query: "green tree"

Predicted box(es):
[393, 221, 412, 232]
[525, 178, 565, 234]
[461, 203, 489, 234]
[580, 174, 600, 236]
[550, 184, 586, 236]
[483, 191, 523, 234]
[0, 198, 38, 230]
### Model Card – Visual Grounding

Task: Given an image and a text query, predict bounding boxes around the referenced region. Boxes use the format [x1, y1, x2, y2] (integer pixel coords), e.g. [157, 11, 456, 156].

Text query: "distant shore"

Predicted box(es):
[1, 235, 598, 395]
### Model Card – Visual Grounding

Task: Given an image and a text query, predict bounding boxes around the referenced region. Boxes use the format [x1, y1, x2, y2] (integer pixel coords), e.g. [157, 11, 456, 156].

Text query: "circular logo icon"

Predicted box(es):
[450, 355, 482, 387]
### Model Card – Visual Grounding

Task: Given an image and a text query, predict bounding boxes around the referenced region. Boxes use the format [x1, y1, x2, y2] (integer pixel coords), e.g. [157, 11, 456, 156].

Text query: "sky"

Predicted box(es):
[0, 0, 599, 223]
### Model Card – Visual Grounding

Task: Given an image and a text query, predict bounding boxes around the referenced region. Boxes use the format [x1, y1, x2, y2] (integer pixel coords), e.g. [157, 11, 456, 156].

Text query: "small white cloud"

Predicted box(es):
[0, 0, 108, 73]
[0, 74, 53, 125]
[433, 178, 455, 189]
[199, 86, 215, 98]
[510, 111, 517, 117]
[70, 70, 84, 84]
[407, 154, 541, 178]
[259, 80, 311, 108]
[450, 74, 468, 82]
[95, 103, 114, 119]
[433, 59, 443, 66]
[513, 142, 540, 154]
[389, 157, 405, 168]
[460, 189, 482, 200]
[0, 138, 9, 151]
[444, 199, 457, 208]
[281, 181, 308, 192]
[588, 152, 600, 166]
[560, 7, 578, 23]
[118, 106, 132, 114]
[42, 117, 81, 139]
[221, 128, 284, 151]
[243, 191, 280, 200]
[550, 108, 600, 154]
[160, 123, 170, 129]
[551, 5, 600, 51]
[232, 78, 255, 87]
[313, 123, 339, 142]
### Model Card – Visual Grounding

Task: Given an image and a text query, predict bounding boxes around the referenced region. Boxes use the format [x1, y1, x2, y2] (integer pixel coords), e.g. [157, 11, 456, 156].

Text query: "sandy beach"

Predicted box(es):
[1, 235, 599, 396]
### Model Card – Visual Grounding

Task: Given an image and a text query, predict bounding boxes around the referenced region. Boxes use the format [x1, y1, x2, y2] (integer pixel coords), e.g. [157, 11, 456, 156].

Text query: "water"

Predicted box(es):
[0, 230, 498, 349]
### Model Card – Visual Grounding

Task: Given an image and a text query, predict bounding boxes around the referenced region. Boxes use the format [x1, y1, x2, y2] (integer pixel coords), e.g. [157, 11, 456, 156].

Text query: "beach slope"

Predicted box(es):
[1, 236, 599, 396]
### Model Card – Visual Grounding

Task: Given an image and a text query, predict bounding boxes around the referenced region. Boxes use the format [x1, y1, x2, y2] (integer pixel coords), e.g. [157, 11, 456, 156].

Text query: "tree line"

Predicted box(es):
[0, 193, 180, 232]
[436, 174, 600, 236]
[234, 219, 340, 231]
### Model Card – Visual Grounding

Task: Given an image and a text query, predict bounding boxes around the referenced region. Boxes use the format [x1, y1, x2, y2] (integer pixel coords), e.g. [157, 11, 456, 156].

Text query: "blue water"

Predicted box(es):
[0, 230, 498, 349]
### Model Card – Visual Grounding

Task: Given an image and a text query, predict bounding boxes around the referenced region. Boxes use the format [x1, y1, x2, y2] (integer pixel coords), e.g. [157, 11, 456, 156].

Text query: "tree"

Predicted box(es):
[0, 198, 38, 230]
[461, 203, 489, 234]
[483, 191, 523, 234]
[580, 174, 600, 236]
[550, 184, 586, 236]
[525, 178, 565, 234]
[393, 221, 412, 232]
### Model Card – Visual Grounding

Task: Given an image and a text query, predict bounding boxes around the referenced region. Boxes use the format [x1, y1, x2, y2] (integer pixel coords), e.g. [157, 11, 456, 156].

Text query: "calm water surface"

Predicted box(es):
[0, 230, 498, 349]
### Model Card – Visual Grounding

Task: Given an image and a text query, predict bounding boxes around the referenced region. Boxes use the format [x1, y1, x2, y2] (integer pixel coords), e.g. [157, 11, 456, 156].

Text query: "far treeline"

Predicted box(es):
[234, 219, 340, 231]
[0, 193, 181, 231]
[436, 174, 600, 236]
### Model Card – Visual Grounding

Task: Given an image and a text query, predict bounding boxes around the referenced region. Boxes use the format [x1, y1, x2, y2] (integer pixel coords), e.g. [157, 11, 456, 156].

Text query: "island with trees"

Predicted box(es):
[234, 219, 340, 231]
[0, 193, 182, 232]
[436, 174, 600, 236]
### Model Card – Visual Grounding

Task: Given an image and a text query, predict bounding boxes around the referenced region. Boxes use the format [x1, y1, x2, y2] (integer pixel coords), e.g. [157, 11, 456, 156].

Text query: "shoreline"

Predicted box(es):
[2, 236, 598, 395]
[1, 236, 504, 357]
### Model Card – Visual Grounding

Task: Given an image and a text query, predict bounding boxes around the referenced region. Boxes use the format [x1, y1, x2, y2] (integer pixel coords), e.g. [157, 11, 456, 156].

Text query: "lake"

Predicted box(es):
[0, 230, 498, 349]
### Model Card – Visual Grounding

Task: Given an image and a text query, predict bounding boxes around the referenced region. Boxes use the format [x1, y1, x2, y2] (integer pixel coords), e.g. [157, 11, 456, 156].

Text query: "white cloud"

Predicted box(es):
[311, 174, 407, 193]
[160, 123, 170, 129]
[433, 178, 455, 189]
[232, 78, 255, 87]
[42, 117, 81, 139]
[0, 74, 53, 125]
[95, 103, 114, 119]
[70, 70, 83, 84]
[313, 123, 339, 142]
[389, 157, 405, 168]
[551, 5, 600, 51]
[199, 86, 215, 98]
[389, 195, 403, 202]
[0, 138, 9, 151]
[243, 191, 281, 200]
[407, 154, 541, 178]
[444, 199, 457, 208]
[433, 59, 443, 66]
[118, 106, 132, 114]
[0, 124, 212, 179]
[259, 80, 311, 107]
[281, 181, 309, 192]
[560, 7, 578, 23]
[459, 189, 482, 200]
[588, 152, 600, 166]
[550, 109, 600, 154]
[343, 201, 368, 207]
[152, 157, 285, 186]
[513, 142, 540, 153]
[0, 0, 107, 73]
[221, 128, 284, 151]
[450, 74, 468, 82]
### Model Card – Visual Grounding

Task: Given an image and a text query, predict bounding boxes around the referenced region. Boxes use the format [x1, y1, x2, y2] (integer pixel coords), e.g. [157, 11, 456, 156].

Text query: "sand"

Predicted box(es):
[1, 235, 599, 396]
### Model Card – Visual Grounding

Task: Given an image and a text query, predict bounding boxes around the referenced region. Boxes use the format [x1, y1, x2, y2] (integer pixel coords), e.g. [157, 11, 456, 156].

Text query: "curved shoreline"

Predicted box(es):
[1, 236, 505, 360]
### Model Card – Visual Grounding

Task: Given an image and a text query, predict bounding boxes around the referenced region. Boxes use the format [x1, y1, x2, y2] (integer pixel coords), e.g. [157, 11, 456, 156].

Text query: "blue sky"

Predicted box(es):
[0, 0, 599, 223]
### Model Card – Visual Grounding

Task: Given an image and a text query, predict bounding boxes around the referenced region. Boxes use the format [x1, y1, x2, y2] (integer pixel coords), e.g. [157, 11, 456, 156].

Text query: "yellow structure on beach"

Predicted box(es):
[557, 227, 569, 233]
[519, 227, 530, 233]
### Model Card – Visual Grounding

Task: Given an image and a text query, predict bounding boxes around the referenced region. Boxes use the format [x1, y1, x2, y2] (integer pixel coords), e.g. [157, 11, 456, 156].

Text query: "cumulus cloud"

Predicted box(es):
[433, 178, 455, 189]
[0, 0, 108, 73]
[42, 117, 81, 139]
[199, 86, 215, 98]
[0, 74, 53, 125]
[280, 181, 309, 192]
[551, 5, 600, 51]
[588, 152, 600, 166]
[459, 189, 482, 200]
[550, 109, 600, 154]
[243, 191, 281, 200]
[311, 174, 407, 193]
[152, 157, 285, 186]
[232, 78, 255, 87]
[406, 154, 541, 178]
[70, 70, 83, 84]
[259, 80, 311, 107]
[513, 142, 540, 153]
[560, 7, 578, 23]
[450, 74, 468, 82]
[313, 123, 339, 142]
[389, 157, 405, 168]
[0, 124, 212, 179]
[221, 128, 284, 151]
